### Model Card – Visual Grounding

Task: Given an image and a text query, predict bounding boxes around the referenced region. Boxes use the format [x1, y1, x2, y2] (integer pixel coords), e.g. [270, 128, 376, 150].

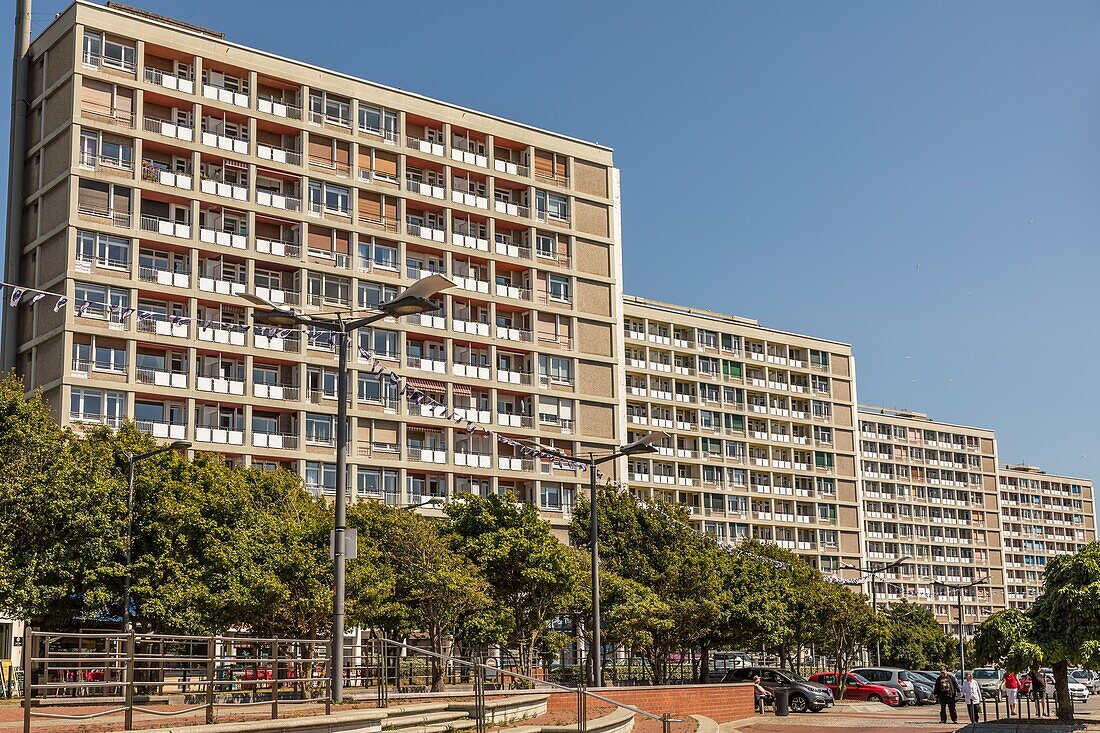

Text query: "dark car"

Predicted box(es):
[724, 667, 834, 713]
[910, 675, 935, 705]
[808, 671, 902, 706]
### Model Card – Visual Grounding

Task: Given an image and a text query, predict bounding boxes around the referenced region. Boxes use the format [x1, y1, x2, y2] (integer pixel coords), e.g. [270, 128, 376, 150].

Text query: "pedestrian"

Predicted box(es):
[1001, 670, 1019, 716]
[1030, 670, 1047, 717]
[935, 667, 961, 724]
[961, 672, 982, 723]
[752, 675, 773, 714]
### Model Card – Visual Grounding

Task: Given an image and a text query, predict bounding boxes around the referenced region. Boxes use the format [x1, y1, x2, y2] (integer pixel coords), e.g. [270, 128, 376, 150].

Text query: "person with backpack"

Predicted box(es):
[1030, 670, 1047, 717]
[935, 667, 961, 724]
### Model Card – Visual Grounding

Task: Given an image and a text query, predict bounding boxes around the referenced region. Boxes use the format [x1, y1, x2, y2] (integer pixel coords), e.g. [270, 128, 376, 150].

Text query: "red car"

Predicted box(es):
[809, 672, 903, 706]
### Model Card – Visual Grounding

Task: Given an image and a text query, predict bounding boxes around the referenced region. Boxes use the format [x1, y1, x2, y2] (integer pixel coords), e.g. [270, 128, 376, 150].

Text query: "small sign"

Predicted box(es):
[329, 529, 358, 560]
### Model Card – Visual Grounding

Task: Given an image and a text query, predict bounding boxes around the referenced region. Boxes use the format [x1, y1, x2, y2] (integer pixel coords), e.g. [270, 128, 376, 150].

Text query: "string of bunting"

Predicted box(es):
[0, 280, 856, 586]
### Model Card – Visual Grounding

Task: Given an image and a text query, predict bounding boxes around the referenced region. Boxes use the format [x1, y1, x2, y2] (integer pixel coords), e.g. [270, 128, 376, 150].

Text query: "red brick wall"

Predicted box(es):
[548, 684, 755, 723]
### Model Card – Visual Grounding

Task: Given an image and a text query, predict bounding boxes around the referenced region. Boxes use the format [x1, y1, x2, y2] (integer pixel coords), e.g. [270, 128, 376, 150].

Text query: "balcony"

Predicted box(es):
[200, 176, 248, 202]
[197, 273, 246, 297]
[495, 325, 533, 343]
[135, 367, 187, 389]
[140, 214, 190, 239]
[256, 331, 300, 353]
[257, 143, 302, 166]
[453, 230, 489, 252]
[256, 236, 301, 258]
[451, 182, 489, 210]
[452, 318, 490, 338]
[406, 175, 445, 200]
[407, 135, 444, 157]
[257, 95, 302, 120]
[408, 446, 448, 464]
[494, 199, 529, 218]
[494, 237, 530, 260]
[197, 321, 247, 347]
[496, 368, 533, 386]
[78, 151, 134, 179]
[253, 431, 299, 450]
[142, 164, 192, 191]
[202, 81, 249, 108]
[144, 66, 194, 94]
[252, 382, 299, 401]
[498, 456, 536, 472]
[452, 274, 490, 295]
[406, 220, 446, 243]
[494, 282, 530, 301]
[454, 451, 492, 469]
[496, 413, 533, 429]
[494, 157, 529, 177]
[201, 128, 249, 155]
[453, 362, 490, 380]
[195, 424, 245, 445]
[407, 355, 447, 374]
[135, 420, 187, 440]
[196, 375, 245, 396]
[199, 226, 247, 250]
[143, 115, 194, 142]
[257, 190, 302, 212]
[139, 266, 189, 289]
[137, 315, 189, 339]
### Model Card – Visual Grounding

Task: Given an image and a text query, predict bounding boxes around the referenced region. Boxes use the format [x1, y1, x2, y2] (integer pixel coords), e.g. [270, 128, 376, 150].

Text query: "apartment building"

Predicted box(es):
[621, 296, 865, 579]
[4, 1, 626, 529]
[998, 464, 1096, 609]
[857, 408, 1004, 633]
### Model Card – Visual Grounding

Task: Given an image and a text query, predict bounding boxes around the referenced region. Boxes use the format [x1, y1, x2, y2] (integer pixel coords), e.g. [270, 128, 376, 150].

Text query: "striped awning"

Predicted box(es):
[405, 377, 445, 392]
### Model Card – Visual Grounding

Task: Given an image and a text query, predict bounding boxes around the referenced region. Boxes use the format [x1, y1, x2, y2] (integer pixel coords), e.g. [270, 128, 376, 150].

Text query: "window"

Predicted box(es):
[309, 181, 350, 214]
[70, 388, 124, 422]
[309, 92, 350, 126]
[93, 342, 126, 372]
[358, 281, 397, 309]
[252, 414, 278, 434]
[810, 349, 830, 369]
[305, 461, 337, 493]
[305, 413, 334, 444]
[359, 328, 398, 358]
[818, 504, 837, 521]
[536, 232, 555, 259]
[358, 104, 398, 141]
[358, 373, 397, 404]
[75, 282, 129, 320]
[536, 191, 569, 221]
[547, 275, 571, 302]
[358, 468, 399, 499]
[372, 242, 398, 270]
[539, 355, 573, 384]
[540, 482, 563, 510]
[83, 31, 135, 71]
[76, 230, 130, 268]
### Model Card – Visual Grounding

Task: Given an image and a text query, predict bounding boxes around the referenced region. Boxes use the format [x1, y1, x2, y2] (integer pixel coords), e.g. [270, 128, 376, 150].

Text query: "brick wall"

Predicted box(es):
[548, 684, 755, 723]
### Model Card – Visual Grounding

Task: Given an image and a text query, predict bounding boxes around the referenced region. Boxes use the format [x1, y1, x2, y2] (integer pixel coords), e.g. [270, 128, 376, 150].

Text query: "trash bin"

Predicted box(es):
[774, 687, 790, 716]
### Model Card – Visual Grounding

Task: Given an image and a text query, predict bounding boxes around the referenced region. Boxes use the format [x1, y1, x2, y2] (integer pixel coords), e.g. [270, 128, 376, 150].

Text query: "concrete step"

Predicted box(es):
[384, 710, 472, 730]
[388, 718, 478, 733]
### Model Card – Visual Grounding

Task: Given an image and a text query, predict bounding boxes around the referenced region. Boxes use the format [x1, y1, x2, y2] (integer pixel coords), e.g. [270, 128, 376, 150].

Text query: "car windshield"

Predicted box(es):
[781, 670, 808, 682]
[899, 671, 912, 681]
[974, 670, 999, 680]
[850, 673, 870, 684]
[1071, 671, 1087, 679]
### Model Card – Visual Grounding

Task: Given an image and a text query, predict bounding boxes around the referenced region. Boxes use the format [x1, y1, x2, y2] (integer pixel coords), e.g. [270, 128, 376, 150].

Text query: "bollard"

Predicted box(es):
[271, 641, 279, 720]
[124, 632, 135, 731]
[205, 636, 216, 725]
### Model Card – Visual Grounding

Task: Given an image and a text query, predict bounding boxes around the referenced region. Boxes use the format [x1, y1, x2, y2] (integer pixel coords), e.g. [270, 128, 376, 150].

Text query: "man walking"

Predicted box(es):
[935, 667, 961, 724]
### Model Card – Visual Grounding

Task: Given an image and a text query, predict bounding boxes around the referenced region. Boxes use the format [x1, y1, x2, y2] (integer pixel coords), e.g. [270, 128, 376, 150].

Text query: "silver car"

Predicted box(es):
[851, 668, 918, 705]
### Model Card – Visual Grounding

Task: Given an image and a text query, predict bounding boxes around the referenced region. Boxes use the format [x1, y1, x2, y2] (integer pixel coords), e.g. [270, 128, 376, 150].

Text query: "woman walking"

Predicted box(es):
[1001, 671, 1019, 716]
[962, 672, 983, 723]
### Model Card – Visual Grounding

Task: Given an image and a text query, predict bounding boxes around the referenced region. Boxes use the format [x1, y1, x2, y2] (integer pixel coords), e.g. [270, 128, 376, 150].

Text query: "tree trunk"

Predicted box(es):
[1053, 660, 1074, 721]
[698, 645, 710, 684]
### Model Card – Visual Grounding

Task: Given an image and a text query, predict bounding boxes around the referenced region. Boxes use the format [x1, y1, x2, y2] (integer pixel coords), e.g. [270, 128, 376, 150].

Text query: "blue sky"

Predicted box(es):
[3, 0, 1099, 482]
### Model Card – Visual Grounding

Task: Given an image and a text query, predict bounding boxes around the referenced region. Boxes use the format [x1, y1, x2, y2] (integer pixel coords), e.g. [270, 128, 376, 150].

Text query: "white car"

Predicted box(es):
[1071, 670, 1100, 694]
[1045, 673, 1090, 704]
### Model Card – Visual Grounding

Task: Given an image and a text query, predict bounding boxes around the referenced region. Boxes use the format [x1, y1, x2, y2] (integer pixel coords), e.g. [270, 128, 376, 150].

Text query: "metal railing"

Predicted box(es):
[365, 636, 679, 733]
[22, 629, 331, 732]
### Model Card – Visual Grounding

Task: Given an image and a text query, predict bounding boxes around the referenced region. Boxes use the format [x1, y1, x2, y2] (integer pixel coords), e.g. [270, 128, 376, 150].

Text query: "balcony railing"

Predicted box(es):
[255, 237, 301, 258]
[494, 158, 529, 177]
[135, 368, 187, 388]
[257, 95, 302, 120]
[493, 199, 530, 218]
[140, 214, 191, 239]
[82, 51, 135, 75]
[257, 143, 302, 166]
[142, 164, 192, 190]
[78, 151, 134, 174]
[81, 101, 135, 127]
[309, 155, 351, 177]
[202, 81, 249, 108]
[77, 206, 131, 228]
[358, 213, 399, 233]
[200, 128, 249, 155]
[406, 135, 445, 157]
[139, 266, 190, 288]
[253, 431, 299, 450]
[199, 227, 247, 250]
[253, 382, 300, 401]
[256, 190, 302, 212]
[144, 66, 194, 93]
[142, 115, 193, 142]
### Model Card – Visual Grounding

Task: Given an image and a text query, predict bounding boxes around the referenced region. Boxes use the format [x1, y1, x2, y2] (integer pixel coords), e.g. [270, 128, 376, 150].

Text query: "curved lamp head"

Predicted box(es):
[240, 293, 313, 327]
[379, 274, 455, 317]
[619, 431, 667, 456]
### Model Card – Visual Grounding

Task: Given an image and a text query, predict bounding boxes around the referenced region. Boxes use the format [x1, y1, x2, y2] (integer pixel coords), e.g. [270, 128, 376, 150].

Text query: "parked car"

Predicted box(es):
[808, 671, 902, 706]
[910, 674, 936, 705]
[1071, 669, 1100, 694]
[972, 668, 1003, 700]
[723, 667, 834, 712]
[1046, 673, 1090, 704]
[708, 651, 754, 682]
[851, 667, 917, 705]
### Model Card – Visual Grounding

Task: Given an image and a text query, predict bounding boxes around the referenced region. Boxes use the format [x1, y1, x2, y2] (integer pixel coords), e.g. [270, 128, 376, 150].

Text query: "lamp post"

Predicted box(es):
[535, 431, 666, 687]
[934, 577, 988, 675]
[243, 274, 452, 704]
[842, 556, 910, 665]
[119, 440, 191, 630]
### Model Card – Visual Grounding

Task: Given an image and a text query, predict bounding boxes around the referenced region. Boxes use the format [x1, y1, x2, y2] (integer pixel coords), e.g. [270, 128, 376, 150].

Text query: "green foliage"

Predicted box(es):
[817, 582, 887, 698]
[447, 492, 578, 679]
[881, 600, 956, 670]
[0, 374, 332, 635]
[972, 609, 1037, 671]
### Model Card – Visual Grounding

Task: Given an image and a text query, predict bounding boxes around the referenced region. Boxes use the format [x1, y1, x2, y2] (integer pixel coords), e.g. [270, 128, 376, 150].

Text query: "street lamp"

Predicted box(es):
[119, 440, 191, 630]
[842, 556, 911, 665]
[534, 431, 666, 687]
[934, 577, 988, 675]
[242, 274, 452, 704]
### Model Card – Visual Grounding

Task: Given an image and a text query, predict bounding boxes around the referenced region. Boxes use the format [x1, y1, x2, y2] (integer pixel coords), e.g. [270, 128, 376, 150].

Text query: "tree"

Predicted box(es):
[972, 609, 1042, 674]
[447, 493, 579, 681]
[0, 375, 125, 626]
[1029, 542, 1100, 720]
[817, 582, 886, 700]
[570, 487, 723, 684]
[881, 600, 956, 670]
[347, 503, 491, 691]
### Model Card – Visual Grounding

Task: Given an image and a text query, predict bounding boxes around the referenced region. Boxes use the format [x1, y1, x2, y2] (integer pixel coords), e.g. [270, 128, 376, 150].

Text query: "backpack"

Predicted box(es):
[936, 676, 953, 694]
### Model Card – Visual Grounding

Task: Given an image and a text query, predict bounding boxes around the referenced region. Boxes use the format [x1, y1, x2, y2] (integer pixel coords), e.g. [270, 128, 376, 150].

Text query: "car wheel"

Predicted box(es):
[868, 694, 882, 703]
[789, 694, 809, 713]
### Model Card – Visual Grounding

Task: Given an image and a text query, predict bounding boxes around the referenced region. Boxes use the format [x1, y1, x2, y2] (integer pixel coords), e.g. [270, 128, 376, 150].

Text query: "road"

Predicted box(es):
[720, 693, 1100, 733]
